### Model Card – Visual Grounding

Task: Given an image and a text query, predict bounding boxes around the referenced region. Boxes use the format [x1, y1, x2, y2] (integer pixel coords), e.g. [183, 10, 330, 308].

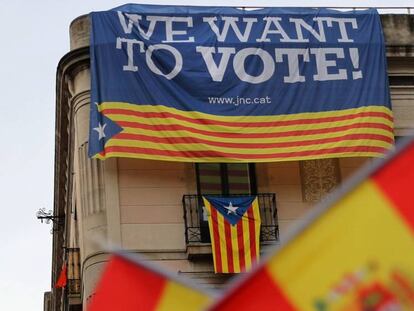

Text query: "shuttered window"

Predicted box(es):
[196, 163, 256, 195]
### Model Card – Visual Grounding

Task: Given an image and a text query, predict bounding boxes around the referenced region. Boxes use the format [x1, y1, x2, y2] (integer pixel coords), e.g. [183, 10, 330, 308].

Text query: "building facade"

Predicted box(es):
[46, 11, 414, 311]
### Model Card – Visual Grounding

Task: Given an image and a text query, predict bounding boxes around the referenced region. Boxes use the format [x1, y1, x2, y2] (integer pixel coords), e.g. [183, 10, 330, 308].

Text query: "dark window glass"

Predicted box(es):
[388, 76, 414, 86]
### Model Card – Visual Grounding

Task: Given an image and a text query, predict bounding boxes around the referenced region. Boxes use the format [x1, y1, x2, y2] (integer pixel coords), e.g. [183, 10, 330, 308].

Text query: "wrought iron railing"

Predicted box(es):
[182, 193, 279, 244]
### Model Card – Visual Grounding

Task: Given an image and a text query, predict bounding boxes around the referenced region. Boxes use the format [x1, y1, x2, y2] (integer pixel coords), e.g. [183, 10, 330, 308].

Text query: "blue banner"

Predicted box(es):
[89, 5, 393, 162]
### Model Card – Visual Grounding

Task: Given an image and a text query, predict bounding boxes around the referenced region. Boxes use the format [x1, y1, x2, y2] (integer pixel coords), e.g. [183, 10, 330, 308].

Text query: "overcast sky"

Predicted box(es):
[0, 0, 412, 310]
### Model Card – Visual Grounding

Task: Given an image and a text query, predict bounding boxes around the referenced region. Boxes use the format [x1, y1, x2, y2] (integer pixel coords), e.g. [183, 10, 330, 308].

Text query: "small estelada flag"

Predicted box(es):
[55, 263, 67, 288]
[87, 255, 211, 311]
[202, 196, 261, 274]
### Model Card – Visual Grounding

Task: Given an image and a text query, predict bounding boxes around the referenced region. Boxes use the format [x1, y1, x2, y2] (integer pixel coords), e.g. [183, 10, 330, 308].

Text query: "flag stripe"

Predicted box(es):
[99, 102, 392, 124]
[101, 107, 393, 128]
[237, 222, 246, 271]
[224, 221, 234, 273]
[119, 122, 392, 142]
[113, 119, 392, 139]
[242, 212, 252, 269]
[247, 207, 257, 261]
[102, 145, 389, 162]
[114, 132, 393, 149]
[371, 142, 414, 231]
[252, 199, 261, 259]
[108, 136, 392, 155]
[230, 224, 240, 272]
[208, 204, 223, 273]
[217, 212, 228, 273]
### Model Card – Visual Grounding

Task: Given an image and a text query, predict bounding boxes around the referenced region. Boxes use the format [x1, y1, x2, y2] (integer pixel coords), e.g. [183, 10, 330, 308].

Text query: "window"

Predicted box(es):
[196, 163, 257, 195]
[195, 163, 257, 242]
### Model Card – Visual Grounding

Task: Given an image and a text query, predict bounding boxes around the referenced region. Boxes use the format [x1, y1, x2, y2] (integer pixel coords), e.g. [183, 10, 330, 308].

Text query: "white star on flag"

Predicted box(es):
[223, 202, 239, 215]
[93, 122, 107, 140]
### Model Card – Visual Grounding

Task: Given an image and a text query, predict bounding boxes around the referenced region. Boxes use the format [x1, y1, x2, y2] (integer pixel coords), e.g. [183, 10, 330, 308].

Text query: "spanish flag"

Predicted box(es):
[88, 254, 212, 311]
[210, 138, 414, 310]
[203, 196, 261, 273]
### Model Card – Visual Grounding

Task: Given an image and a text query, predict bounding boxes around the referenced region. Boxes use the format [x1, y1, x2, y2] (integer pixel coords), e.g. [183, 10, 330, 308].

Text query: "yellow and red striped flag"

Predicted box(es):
[209, 138, 414, 310]
[88, 254, 212, 311]
[96, 103, 394, 162]
[203, 196, 261, 273]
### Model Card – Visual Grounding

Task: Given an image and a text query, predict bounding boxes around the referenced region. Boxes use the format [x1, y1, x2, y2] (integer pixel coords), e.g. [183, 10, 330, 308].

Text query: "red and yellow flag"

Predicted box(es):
[203, 196, 261, 273]
[88, 255, 211, 311]
[55, 263, 67, 289]
[96, 103, 393, 162]
[210, 139, 414, 310]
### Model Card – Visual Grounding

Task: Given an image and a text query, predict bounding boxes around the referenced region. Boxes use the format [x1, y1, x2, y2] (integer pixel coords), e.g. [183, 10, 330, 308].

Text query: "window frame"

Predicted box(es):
[195, 163, 257, 196]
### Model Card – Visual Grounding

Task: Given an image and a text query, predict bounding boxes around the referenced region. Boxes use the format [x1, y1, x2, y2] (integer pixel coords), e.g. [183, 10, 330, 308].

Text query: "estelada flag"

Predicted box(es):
[203, 196, 261, 273]
[88, 254, 212, 311]
[55, 263, 67, 288]
[209, 137, 414, 310]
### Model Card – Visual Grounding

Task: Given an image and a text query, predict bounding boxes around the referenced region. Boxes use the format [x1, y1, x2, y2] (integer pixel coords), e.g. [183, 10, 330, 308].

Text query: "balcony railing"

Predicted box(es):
[66, 248, 81, 296]
[182, 193, 279, 244]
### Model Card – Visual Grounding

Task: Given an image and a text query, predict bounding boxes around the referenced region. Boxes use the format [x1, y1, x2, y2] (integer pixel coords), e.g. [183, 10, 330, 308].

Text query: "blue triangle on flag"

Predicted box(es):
[88, 103, 123, 157]
[204, 196, 256, 226]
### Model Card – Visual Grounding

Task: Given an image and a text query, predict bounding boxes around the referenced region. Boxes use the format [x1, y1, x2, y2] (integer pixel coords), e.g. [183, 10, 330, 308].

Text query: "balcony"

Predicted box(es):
[66, 248, 82, 309]
[182, 193, 279, 257]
